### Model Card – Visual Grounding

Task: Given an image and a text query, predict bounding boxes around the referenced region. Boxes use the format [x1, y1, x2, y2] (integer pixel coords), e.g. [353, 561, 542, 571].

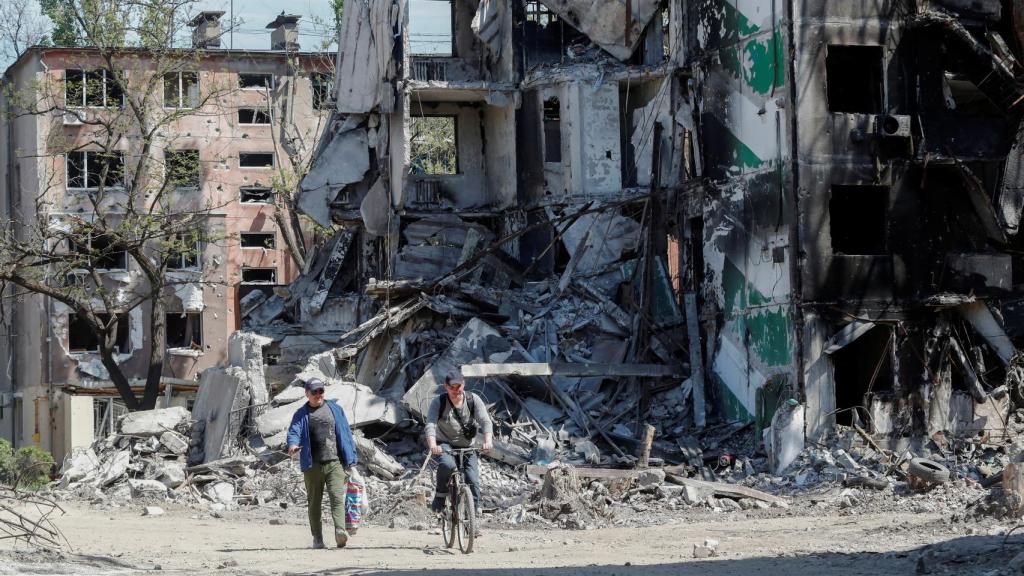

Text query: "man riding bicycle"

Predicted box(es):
[425, 374, 493, 519]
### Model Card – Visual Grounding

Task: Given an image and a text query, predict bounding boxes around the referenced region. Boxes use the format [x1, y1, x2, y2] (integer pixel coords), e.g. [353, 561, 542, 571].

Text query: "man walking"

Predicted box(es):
[425, 374, 493, 517]
[287, 378, 358, 549]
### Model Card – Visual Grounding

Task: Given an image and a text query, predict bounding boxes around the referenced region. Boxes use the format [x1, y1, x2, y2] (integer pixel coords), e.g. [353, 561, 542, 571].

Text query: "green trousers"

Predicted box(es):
[303, 460, 348, 540]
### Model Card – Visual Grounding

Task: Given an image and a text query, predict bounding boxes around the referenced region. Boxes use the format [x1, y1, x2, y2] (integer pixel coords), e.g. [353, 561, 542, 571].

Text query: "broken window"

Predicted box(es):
[241, 267, 277, 284]
[825, 45, 884, 114]
[163, 71, 199, 108]
[240, 231, 276, 249]
[165, 312, 202, 349]
[70, 231, 128, 271]
[65, 69, 123, 108]
[830, 185, 889, 255]
[543, 98, 561, 163]
[66, 150, 124, 190]
[410, 116, 457, 175]
[238, 152, 274, 169]
[165, 149, 200, 189]
[166, 235, 201, 270]
[408, 0, 453, 56]
[237, 107, 271, 125]
[68, 313, 129, 353]
[311, 73, 333, 110]
[240, 186, 275, 203]
[238, 73, 273, 90]
[525, 1, 558, 25]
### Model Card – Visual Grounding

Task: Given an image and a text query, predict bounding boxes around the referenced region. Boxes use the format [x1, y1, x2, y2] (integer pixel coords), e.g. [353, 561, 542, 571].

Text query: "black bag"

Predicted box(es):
[437, 393, 478, 440]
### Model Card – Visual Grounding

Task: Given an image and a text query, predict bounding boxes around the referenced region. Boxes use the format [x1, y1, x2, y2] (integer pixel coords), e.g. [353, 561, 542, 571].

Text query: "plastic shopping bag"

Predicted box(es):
[345, 473, 365, 534]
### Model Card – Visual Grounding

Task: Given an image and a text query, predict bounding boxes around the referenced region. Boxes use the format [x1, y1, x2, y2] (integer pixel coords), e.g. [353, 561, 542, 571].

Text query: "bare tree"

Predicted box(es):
[0, 0, 237, 410]
[0, 0, 51, 67]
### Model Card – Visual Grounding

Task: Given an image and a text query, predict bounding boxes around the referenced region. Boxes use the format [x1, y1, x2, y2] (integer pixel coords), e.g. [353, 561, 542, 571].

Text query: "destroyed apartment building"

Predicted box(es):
[220, 0, 1024, 472]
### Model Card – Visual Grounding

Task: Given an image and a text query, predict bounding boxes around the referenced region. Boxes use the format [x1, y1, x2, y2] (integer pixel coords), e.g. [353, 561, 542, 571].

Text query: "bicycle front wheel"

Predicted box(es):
[456, 485, 475, 554]
[440, 501, 455, 549]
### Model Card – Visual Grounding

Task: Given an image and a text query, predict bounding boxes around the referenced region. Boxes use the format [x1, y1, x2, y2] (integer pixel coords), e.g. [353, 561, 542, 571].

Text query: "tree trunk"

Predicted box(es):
[141, 297, 168, 410]
[99, 340, 139, 411]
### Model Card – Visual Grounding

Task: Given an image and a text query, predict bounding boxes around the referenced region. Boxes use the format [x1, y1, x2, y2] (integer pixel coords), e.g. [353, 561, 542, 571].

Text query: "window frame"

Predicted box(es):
[69, 231, 129, 271]
[311, 73, 334, 110]
[166, 235, 202, 271]
[237, 107, 272, 125]
[65, 150, 125, 192]
[64, 68, 124, 109]
[163, 70, 200, 109]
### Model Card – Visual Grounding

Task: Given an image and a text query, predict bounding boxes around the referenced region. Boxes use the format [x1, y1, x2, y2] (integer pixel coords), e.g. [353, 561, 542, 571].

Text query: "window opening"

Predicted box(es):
[409, 116, 457, 175]
[238, 152, 274, 169]
[240, 187, 275, 203]
[241, 267, 277, 283]
[71, 232, 128, 270]
[312, 73, 334, 110]
[238, 108, 271, 125]
[163, 71, 199, 108]
[65, 69, 123, 108]
[166, 235, 201, 270]
[240, 231, 276, 249]
[408, 0, 453, 56]
[830, 185, 889, 255]
[239, 73, 273, 90]
[66, 150, 124, 190]
[165, 149, 200, 189]
[826, 45, 884, 113]
[831, 325, 894, 427]
[166, 312, 202, 349]
[68, 312, 130, 353]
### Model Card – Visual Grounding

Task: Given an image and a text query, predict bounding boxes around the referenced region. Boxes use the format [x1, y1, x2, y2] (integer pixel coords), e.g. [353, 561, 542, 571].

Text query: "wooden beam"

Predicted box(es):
[461, 362, 686, 379]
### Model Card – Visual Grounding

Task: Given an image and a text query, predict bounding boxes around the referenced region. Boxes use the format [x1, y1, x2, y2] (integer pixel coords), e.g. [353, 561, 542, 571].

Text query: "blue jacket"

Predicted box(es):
[286, 399, 359, 471]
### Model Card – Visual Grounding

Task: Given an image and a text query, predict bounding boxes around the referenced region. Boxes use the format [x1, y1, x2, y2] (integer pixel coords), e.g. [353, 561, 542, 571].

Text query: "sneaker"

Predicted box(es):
[335, 530, 349, 548]
[312, 536, 326, 549]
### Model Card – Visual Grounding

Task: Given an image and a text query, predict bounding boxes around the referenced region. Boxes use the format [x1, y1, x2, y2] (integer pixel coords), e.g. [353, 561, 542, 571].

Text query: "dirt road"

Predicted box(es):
[1, 502, 1019, 575]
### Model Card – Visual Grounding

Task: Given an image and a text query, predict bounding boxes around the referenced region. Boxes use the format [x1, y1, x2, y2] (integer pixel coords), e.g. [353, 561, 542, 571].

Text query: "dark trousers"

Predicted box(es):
[433, 447, 481, 512]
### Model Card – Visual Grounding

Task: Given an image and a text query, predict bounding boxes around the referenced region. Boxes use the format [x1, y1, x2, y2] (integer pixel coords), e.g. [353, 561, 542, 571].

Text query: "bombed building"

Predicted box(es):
[235, 0, 1024, 468]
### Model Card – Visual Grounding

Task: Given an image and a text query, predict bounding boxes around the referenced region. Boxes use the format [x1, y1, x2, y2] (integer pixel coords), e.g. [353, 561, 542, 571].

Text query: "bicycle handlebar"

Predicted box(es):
[447, 447, 479, 453]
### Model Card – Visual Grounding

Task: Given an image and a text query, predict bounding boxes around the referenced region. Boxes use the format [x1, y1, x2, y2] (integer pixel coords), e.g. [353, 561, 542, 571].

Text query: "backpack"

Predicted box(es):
[437, 393, 478, 440]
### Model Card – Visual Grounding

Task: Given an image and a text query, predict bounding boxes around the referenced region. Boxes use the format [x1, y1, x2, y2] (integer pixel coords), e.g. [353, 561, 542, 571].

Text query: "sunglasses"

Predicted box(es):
[309, 389, 325, 396]
[445, 382, 464, 388]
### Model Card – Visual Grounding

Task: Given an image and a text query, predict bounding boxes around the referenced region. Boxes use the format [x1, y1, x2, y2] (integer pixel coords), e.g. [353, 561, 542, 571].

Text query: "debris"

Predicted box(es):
[907, 458, 951, 488]
[143, 506, 165, 517]
[119, 407, 190, 437]
[692, 538, 719, 559]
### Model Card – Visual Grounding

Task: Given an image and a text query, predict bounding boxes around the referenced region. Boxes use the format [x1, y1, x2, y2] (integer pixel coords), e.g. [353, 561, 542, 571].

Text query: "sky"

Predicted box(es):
[0, 0, 453, 70]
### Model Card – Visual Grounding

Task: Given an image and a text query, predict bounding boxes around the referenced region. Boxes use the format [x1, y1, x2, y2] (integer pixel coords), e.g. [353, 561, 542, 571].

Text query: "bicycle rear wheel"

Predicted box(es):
[456, 486, 475, 554]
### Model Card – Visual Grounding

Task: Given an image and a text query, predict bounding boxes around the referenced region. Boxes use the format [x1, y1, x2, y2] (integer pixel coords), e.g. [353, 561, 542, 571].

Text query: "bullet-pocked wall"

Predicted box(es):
[691, 0, 797, 428]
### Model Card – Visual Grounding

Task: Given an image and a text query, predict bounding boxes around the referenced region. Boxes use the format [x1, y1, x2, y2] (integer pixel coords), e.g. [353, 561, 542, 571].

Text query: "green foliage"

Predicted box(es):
[410, 116, 457, 175]
[38, 0, 80, 46]
[0, 440, 54, 490]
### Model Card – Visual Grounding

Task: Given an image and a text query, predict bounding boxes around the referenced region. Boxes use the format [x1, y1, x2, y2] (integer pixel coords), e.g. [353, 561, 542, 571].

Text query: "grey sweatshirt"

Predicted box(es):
[425, 392, 493, 448]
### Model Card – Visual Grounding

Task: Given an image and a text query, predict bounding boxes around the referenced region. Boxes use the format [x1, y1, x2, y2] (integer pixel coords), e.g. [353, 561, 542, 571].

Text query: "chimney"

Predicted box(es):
[266, 13, 301, 51]
[189, 11, 225, 49]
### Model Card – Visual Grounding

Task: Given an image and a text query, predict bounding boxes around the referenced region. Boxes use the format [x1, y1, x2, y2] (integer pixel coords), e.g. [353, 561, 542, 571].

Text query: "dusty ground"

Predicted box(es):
[2, 499, 1022, 576]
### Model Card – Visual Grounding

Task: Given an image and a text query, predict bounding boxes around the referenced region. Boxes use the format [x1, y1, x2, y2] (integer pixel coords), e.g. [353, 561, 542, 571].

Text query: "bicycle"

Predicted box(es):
[439, 447, 476, 554]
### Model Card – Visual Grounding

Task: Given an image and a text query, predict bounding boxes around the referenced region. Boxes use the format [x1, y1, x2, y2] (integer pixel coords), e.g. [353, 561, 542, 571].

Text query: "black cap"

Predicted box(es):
[304, 378, 325, 392]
